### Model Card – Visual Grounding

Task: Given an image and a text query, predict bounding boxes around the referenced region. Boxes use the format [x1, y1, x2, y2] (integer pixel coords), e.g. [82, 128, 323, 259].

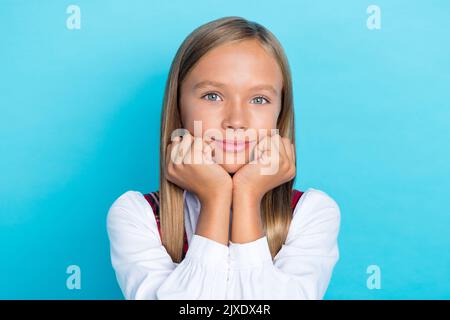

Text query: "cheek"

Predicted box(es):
[181, 107, 221, 137]
[249, 109, 279, 130]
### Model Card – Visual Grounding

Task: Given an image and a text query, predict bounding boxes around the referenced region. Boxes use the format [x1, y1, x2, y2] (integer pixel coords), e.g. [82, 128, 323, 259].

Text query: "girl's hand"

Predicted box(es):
[165, 132, 232, 205]
[232, 133, 296, 202]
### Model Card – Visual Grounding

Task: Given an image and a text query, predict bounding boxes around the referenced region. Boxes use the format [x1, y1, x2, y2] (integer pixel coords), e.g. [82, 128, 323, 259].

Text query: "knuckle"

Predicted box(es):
[168, 162, 181, 176]
[166, 164, 174, 177]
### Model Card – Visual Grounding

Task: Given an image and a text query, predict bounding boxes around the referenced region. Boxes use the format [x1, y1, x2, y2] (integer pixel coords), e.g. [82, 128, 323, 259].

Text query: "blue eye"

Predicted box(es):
[251, 96, 270, 104]
[202, 93, 222, 102]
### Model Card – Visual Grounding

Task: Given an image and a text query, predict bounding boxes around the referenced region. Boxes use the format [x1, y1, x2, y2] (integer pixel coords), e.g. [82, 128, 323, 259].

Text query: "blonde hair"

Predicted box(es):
[159, 16, 296, 263]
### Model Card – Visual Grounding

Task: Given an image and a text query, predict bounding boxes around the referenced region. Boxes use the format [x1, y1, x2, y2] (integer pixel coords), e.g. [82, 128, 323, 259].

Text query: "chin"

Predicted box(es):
[213, 148, 250, 174]
[219, 162, 246, 174]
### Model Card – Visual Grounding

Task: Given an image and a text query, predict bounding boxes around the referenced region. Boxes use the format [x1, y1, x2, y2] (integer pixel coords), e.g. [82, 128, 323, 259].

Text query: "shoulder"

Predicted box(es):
[289, 188, 341, 238]
[295, 188, 340, 216]
[106, 190, 159, 235]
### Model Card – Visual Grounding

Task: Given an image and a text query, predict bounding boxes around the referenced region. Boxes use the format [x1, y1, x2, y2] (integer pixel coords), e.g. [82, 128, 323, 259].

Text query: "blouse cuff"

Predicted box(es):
[229, 236, 273, 268]
[185, 234, 229, 270]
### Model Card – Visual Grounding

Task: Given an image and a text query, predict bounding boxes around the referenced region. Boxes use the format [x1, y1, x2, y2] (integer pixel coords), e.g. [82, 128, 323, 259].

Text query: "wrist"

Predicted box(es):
[197, 191, 232, 246]
[199, 188, 232, 209]
[196, 179, 232, 204]
[232, 186, 263, 205]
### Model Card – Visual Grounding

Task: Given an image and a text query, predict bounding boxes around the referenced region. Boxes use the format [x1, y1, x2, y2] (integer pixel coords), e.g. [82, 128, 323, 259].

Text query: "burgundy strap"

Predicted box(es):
[291, 189, 304, 210]
[144, 191, 188, 258]
[144, 189, 304, 258]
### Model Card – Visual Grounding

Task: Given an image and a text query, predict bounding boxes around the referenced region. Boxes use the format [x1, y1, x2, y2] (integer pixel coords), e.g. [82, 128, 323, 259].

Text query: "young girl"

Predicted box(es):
[107, 16, 340, 300]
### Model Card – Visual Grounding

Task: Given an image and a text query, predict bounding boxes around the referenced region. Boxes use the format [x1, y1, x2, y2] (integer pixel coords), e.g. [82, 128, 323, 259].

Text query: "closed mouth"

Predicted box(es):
[213, 138, 254, 152]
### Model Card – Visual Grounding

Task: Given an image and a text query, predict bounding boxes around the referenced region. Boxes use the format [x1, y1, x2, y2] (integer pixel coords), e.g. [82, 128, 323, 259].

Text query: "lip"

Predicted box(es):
[213, 139, 254, 153]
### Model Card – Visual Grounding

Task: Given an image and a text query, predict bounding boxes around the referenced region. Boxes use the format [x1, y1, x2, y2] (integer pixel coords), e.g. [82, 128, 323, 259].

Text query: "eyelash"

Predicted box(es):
[201, 92, 271, 104]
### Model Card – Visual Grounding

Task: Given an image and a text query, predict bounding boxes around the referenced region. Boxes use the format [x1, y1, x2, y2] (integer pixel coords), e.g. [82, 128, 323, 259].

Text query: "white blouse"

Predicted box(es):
[106, 188, 340, 300]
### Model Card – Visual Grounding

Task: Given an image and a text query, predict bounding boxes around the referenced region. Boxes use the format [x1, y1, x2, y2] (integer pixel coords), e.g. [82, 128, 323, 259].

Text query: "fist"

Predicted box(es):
[165, 132, 232, 204]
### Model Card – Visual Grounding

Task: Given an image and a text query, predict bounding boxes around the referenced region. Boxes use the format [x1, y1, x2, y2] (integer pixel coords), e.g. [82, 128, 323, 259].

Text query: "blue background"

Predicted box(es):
[1, 0, 449, 299]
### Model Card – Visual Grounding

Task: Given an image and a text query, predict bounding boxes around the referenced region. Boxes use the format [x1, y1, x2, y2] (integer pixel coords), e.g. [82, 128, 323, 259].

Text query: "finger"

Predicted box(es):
[255, 135, 269, 163]
[281, 137, 293, 164]
[182, 134, 196, 164]
[171, 140, 183, 164]
[276, 135, 291, 162]
[271, 134, 282, 152]
[270, 129, 279, 136]
[176, 133, 193, 164]
[257, 135, 270, 153]
[202, 140, 214, 164]
[207, 138, 216, 154]
[260, 150, 271, 165]
[245, 133, 260, 163]
[204, 138, 216, 159]
[169, 141, 184, 166]
[165, 144, 177, 183]
[170, 135, 183, 164]
[203, 133, 218, 159]
[204, 133, 214, 144]
[270, 134, 285, 161]
[166, 143, 173, 167]
[191, 137, 203, 164]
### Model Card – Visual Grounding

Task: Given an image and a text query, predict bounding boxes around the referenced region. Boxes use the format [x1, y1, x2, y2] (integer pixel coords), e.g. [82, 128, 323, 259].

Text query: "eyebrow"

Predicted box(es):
[193, 80, 279, 96]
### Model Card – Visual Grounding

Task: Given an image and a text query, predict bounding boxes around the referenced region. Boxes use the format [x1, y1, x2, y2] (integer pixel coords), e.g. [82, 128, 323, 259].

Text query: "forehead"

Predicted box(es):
[183, 39, 283, 91]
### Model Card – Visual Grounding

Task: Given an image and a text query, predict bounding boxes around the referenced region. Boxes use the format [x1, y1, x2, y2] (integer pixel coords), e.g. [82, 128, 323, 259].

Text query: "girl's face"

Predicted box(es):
[179, 39, 283, 174]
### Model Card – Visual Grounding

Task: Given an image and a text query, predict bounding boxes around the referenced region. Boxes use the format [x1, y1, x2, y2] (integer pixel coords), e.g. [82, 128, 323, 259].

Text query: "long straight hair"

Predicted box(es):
[159, 16, 296, 263]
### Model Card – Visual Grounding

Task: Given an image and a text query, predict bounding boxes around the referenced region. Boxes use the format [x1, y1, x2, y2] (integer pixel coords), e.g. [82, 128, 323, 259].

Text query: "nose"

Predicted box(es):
[222, 101, 249, 132]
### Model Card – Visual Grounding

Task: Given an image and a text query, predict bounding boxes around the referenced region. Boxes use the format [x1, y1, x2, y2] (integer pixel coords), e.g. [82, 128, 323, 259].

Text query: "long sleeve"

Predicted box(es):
[106, 191, 229, 300]
[226, 188, 341, 299]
